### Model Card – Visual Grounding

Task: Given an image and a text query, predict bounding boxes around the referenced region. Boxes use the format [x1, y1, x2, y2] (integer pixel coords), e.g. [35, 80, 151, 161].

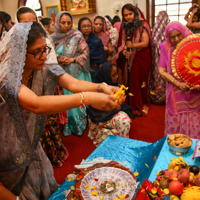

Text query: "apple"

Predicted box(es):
[177, 169, 190, 184]
[194, 176, 200, 186]
[164, 170, 178, 181]
[169, 180, 184, 196]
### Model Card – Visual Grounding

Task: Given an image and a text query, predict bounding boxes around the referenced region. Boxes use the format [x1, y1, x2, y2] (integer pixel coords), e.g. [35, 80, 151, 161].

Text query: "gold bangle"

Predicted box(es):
[79, 92, 86, 112]
[79, 92, 85, 107]
[172, 79, 177, 86]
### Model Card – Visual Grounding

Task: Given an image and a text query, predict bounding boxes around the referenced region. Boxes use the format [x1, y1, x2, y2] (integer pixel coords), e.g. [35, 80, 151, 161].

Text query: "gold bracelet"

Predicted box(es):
[79, 92, 85, 107]
[172, 79, 177, 86]
[79, 92, 86, 112]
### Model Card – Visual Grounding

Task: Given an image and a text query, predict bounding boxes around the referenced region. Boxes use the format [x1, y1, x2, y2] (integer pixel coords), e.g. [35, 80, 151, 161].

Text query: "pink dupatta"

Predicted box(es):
[159, 21, 200, 115]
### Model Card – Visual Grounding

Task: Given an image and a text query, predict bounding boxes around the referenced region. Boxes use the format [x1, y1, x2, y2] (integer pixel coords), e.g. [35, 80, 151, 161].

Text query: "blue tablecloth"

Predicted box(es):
[48, 135, 200, 200]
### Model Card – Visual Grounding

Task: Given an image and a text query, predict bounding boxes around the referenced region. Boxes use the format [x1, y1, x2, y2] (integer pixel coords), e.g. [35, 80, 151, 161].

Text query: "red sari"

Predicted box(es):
[116, 4, 152, 115]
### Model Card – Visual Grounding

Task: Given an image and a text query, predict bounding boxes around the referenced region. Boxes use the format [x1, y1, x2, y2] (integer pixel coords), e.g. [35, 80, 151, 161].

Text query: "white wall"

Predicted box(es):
[0, 0, 3, 10]
[0, 0, 18, 21]
[0, 0, 146, 26]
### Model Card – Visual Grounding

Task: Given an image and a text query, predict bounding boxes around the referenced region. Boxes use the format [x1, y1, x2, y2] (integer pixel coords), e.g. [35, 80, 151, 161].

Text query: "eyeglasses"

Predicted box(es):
[27, 46, 51, 59]
[81, 25, 92, 29]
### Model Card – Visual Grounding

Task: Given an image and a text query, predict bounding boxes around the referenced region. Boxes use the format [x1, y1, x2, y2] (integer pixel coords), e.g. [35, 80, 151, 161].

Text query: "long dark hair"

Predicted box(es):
[27, 22, 46, 47]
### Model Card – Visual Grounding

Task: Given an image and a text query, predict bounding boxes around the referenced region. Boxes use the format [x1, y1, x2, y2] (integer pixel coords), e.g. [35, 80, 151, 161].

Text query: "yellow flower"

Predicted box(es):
[151, 188, 157, 194]
[91, 190, 98, 196]
[134, 169, 139, 177]
[118, 194, 126, 199]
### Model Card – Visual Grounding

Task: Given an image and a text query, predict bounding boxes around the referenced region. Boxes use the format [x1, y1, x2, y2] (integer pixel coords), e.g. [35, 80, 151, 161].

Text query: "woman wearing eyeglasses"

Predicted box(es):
[0, 22, 121, 200]
[16, 7, 69, 168]
[78, 17, 106, 81]
[52, 11, 92, 136]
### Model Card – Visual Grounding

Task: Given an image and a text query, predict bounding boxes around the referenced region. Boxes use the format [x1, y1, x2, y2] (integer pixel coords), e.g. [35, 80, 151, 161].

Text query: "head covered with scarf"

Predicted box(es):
[52, 11, 90, 76]
[160, 21, 193, 74]
[88, 62, 134, 123]
[158, 21, 200, 115]
[0, 22, 64, 182]
[52, 11, 80, 47]
[118, 4, 151, 67]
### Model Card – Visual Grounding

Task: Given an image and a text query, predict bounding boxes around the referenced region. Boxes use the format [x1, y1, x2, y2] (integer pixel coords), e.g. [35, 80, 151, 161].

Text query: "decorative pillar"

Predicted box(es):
[60, 0, 67, 11]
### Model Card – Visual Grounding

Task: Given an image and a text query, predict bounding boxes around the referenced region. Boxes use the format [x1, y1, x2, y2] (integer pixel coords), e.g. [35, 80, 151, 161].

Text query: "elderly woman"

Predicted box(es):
[158, 21, 200, 138]
[0, 22, 121, 200]
[52, 11, 92, 136]
[116, 4, 152, 117]
[78, 17, 106, 81]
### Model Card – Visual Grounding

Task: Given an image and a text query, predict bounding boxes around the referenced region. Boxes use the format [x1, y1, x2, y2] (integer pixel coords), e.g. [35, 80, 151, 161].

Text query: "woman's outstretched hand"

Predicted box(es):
[85, 92, 121, 111]
[99, 84, 119, 95]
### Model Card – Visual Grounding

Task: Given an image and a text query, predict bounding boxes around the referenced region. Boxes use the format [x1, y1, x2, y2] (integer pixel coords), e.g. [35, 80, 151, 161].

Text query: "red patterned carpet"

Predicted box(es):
[54, 104, 165, 184]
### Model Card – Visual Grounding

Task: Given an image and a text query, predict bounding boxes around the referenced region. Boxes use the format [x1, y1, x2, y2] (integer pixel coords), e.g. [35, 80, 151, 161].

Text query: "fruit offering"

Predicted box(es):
[155, 156, 200, 200]
[167, 134, 192, 147]
[167, 156, 188, 172]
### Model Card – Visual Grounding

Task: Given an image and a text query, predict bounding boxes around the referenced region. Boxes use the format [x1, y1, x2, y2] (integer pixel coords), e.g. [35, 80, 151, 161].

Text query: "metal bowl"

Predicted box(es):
[167, 134, 193, 155]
